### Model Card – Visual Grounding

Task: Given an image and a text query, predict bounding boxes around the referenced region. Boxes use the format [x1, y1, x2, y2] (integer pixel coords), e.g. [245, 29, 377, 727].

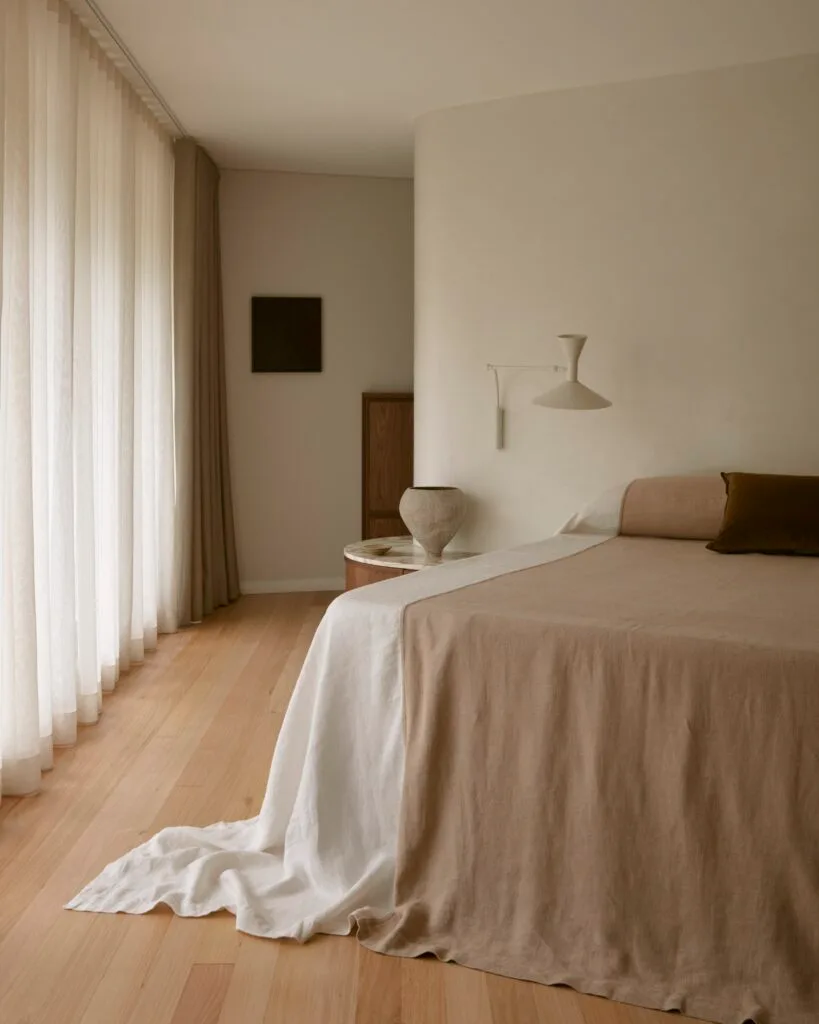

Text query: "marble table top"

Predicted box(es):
[344, 536, 477, 571]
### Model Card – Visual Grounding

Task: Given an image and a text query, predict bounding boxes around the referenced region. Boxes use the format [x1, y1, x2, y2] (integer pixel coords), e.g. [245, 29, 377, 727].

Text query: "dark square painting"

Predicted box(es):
[251, 296, 322, 372]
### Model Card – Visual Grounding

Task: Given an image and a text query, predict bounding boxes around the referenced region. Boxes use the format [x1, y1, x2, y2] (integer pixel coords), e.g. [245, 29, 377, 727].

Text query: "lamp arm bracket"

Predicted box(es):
[485, 363, 565, 372]
[485, 363, 565, 410]
[486, 364, 567, 450]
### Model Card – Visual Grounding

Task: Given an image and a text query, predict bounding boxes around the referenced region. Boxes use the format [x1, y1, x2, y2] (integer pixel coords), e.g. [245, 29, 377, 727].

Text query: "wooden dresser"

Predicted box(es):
[361, 392, 413, 539]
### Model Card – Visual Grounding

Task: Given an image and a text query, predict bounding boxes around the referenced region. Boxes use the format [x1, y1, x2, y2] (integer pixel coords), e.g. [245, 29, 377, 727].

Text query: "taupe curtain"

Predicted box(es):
[173, 139, 239, 625]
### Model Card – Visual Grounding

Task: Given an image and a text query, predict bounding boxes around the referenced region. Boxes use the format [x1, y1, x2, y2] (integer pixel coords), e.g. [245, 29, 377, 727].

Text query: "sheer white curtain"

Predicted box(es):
[0, 0, 177, 798]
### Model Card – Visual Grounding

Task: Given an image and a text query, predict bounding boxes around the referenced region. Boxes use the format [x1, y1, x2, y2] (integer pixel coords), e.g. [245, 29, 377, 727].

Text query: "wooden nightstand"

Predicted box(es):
[344, 536, 477, 591]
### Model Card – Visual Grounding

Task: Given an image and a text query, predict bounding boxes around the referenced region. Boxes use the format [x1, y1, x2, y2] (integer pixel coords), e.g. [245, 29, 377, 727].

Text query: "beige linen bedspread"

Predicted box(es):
[356, 537, 819, 1024]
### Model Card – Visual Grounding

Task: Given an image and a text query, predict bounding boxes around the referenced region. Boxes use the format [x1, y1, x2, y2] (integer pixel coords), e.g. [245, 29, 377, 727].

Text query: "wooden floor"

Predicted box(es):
[0, 593, 696, 1024]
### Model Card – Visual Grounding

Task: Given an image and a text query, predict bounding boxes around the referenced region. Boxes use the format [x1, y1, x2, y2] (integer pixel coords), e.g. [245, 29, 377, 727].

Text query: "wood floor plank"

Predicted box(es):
[486, 973, 541, 1024]
[264, 934, 358, 1024]
[216, 934, 279, 1024]
[402, 956, 447, 1024]
[354, 946, 402, 1024]
[0, 636, 197, 906]
[0, 628, 197, 911]
[180, 600, 312, 829]
[442, 962, 493, 1024]
[531, 984, 587, 1024]
[193, 911, 243, 964]
[123, 917, 206, 1024]
[581, 994, 687, 1024]
[0, 911, 122, 1024]
[579, 993, 643, 1024]
[215, 708, 284, 823]
[79, 912, 174, 1024]
[0, 593, 698, 1024]
[0, 620, 268, 1008]
[0, 795, 21, 824]
[170, 963, 234, 1024]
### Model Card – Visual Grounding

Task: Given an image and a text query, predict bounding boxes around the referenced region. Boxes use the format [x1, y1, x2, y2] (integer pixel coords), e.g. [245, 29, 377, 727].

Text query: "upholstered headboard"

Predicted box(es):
[620, 475, 726, 541]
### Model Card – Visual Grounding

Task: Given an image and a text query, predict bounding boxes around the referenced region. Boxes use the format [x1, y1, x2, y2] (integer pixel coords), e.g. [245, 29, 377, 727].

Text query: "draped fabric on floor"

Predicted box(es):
[0, 0, 177, 797]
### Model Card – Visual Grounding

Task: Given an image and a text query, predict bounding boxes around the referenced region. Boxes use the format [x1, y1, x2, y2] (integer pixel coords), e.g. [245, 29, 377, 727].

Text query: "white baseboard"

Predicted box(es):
[240, 577, 345, 595]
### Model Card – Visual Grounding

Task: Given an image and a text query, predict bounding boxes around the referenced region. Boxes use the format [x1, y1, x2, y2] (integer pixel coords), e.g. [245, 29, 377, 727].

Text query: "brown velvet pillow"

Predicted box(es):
[706, 472, 819, 555]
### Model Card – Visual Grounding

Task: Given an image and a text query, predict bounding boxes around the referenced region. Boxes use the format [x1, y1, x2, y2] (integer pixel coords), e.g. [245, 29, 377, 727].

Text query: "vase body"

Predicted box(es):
[399, 487, 467, 561]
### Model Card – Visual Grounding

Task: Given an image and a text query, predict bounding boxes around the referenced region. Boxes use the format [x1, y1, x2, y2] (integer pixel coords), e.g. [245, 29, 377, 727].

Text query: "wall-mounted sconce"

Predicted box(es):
[487, 334, 611, 449]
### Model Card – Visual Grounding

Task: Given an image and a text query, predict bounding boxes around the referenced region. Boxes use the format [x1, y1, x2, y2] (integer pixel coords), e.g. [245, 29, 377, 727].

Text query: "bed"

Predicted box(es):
[69, 476, 819, 1024]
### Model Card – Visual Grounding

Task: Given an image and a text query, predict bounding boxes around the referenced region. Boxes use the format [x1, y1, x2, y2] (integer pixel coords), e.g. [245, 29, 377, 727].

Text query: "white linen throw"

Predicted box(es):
[67, 491, 623, 939]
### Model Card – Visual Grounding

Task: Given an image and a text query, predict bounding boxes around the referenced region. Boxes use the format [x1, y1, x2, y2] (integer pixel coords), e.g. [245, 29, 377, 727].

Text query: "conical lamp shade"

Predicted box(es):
[533, 380, 612, 410]
[532, 333, 611, 410]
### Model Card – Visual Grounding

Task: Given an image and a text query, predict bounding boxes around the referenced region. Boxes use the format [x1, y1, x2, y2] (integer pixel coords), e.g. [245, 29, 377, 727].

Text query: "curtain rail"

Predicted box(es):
[68, 0, 188, 137]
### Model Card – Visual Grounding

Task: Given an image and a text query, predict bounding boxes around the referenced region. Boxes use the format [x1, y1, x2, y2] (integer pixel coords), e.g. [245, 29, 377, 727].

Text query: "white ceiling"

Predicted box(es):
[96, 0, 819, 177]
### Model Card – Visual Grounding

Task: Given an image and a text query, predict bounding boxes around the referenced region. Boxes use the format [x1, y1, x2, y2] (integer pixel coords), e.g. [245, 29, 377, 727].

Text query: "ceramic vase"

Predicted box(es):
[399, 486, 467, 562]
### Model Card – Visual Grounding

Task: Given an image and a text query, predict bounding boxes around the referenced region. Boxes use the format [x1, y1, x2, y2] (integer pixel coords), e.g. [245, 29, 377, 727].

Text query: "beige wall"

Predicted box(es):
[221, 171, 414, 590]
[414, 54, 819, 553]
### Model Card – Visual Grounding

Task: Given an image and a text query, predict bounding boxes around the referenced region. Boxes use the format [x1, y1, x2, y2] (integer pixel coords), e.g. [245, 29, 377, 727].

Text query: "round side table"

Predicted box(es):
[344, 536, 476, 591]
